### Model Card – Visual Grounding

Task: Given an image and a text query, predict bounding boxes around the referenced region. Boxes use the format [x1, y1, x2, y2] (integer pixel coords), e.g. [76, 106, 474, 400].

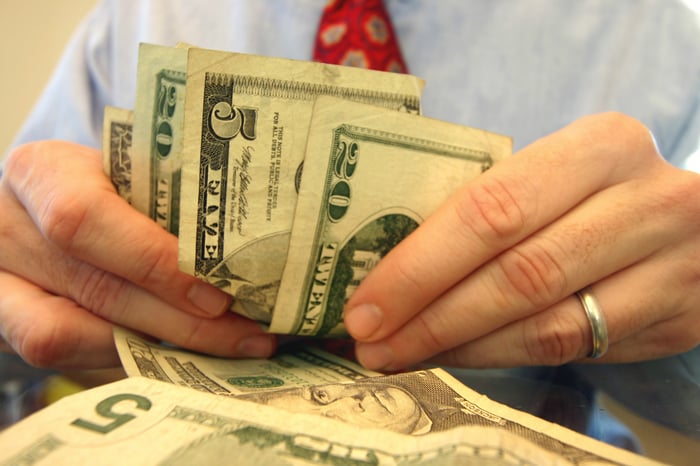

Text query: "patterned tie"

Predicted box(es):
[313, 0, 408, 73]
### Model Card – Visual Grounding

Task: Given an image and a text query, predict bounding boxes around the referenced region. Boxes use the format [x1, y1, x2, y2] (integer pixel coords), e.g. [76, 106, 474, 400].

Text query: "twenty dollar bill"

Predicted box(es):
[270, 96, 511, 335]
[131, 43, 188, 234]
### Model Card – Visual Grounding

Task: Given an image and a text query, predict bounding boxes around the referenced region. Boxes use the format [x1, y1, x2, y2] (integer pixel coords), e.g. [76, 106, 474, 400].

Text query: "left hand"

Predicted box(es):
[343, 112, 700, 371]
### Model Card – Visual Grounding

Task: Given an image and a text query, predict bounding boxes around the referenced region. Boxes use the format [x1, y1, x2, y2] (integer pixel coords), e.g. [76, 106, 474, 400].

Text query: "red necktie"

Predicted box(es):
[313, 0, 408, 73]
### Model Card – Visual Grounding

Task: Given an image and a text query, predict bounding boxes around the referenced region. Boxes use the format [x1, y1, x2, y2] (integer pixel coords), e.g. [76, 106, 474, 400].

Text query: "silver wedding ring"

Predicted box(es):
[575, 286, 609, 359]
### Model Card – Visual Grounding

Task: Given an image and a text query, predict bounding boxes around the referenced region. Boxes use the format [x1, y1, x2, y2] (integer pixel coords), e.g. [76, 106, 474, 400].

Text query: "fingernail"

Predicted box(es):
[356, 342, 394, 371]
[344, 303, 383, 339]
[187, 281, 230, 316]
[237, 335, 275, 358]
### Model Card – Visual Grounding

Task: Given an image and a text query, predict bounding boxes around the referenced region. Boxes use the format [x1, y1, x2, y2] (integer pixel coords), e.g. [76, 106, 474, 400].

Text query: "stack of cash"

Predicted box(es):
[102, 43, 512, 336]
[0, 327, 660, 465]
[1, 44, 662, 466]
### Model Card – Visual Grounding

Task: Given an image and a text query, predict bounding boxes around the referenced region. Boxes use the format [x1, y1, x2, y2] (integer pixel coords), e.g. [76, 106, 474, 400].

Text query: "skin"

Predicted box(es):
[344, 112, 700, 371]
[2, 112, 699, 372]
[0, 140, 276, 369]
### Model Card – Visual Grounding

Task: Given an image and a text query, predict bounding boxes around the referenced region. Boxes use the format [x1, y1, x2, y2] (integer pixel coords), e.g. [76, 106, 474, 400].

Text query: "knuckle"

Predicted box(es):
[591, 112, 653, 147]
[35, 188, 91, 253]
[494, 241, 568, 309]
[386, 251, 429, 301]
[8, 141, 105, 255]
[2, 143, 38, 181]
[524, 311, 588, 365]
[437, 347, 470, 368]
[583, 112, 661, 166]
[178, 318, 208, 351]
[129, 237, 178, 289]
[662, 170, 700, 222]
[412, 312, 448, 357]
[594, 111, 646, 134]
[17, 318, 75, 369]
[456, 177, 527, 245]
[67, 263, 129, 319]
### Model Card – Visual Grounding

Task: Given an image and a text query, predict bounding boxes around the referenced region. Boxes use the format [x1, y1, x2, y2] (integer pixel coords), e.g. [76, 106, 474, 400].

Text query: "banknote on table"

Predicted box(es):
[178, 47, 424, 323]
[0, 373, 662, 465]
[113, 326, 378, 395]
[101, 106, 134, 203]
[235, 367, 661, 466]
[130, 43, 187, 234]
[270, 96, 511, 335]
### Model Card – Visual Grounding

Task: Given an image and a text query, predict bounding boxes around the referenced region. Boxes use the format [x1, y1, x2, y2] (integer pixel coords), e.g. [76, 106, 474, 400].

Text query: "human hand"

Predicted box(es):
[0, 141, 275, 369]
[343, 113, 700, 371]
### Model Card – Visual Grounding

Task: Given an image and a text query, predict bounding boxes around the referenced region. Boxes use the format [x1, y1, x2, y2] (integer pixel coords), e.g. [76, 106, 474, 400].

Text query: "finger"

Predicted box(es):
[94, 282, 277, 360]
[345, 113, 662, 341]
[603, 313, 700, 362]
[386, 230, 696, 369]
[0, 173, 276, 361]
[4, 232, 276, 361]
[430, 254, 695, 368]
[353, 165, 687, 370]
[0, 257, 275, 368]
[0, 269, 120, 369]
[3, 141, 230, 317]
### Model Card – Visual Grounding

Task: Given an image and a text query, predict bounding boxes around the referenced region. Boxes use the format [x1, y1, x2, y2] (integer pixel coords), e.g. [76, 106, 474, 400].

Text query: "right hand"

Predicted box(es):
[0, 141, 276, 370]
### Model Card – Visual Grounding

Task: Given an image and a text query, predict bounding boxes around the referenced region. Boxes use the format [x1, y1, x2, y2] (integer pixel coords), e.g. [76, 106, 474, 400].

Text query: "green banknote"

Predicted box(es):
[178, 48, 424, 322]
[0, 369, 659, 465]
[113, 326, 378, 395]
[270, 96, 511, 336]
[131, 43, 187, 234]
[101, 106, 134, 203]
